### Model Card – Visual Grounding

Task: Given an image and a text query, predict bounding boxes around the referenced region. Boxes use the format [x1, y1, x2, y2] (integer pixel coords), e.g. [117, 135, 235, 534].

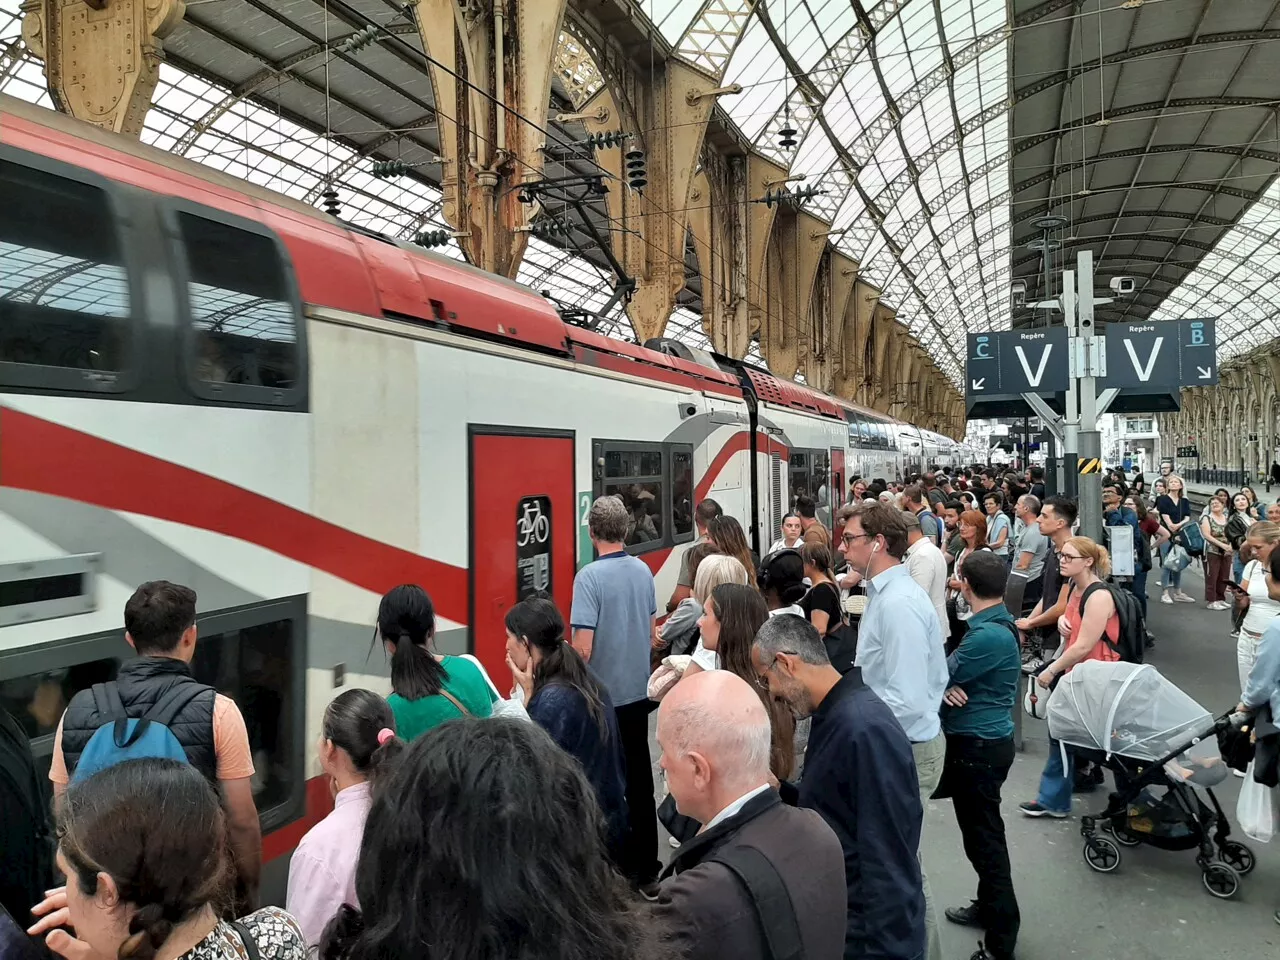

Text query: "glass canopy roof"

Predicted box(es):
[2, 0, 1274, 381]
[1148, 177, 1280, 361]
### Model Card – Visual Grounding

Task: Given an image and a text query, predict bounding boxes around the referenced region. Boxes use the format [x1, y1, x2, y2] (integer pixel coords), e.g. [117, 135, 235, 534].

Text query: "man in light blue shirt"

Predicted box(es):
[571, 495, 659, 885]
[840, 501, 948, 960]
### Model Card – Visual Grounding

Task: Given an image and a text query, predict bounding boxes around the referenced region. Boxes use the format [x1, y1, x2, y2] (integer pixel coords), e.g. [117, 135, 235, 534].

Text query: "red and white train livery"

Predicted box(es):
[0, 95, 956, 895]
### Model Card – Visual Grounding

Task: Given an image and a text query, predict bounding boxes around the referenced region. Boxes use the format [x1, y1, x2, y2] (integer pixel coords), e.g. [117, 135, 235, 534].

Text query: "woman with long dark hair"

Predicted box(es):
[376, 584, 495, 739]
[320, 719, 651, 960]
[799, 542, 841, 636]
[707, 515, 758, 577]
[28, 759, 305, 960]
[701, 582, 797, 780]
[287, 690, 406, 948]
[505, 597, 628, 861]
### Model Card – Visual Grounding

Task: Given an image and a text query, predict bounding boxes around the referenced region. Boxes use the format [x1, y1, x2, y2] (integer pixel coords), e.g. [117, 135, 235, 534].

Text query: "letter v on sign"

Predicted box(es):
[1123, 337, 1162, 382]
[1012, 344, 1053, 388]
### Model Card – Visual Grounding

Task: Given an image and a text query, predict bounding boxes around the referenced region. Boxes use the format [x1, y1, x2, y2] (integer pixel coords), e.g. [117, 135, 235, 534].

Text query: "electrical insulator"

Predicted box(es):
[371, 160, 412, 178]
[624, 148, 648, 191]
[337, 25, 379, 54]
[756, 184, 827, 208]
[531, 218, 571, 239]
[320, 187, 341, 218]
[581, 130, 629, 150]
[414, 229, 452, 248]
[778, 123, 798, 149]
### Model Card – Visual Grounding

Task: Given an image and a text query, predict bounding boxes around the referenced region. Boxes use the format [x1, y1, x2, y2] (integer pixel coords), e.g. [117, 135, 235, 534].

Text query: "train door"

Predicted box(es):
[468, 428, 575, 679]
[830, 446, 845, 531]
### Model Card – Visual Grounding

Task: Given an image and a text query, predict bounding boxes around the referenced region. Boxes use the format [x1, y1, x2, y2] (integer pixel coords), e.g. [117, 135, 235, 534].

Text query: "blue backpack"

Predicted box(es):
[72, 682, 206, 783]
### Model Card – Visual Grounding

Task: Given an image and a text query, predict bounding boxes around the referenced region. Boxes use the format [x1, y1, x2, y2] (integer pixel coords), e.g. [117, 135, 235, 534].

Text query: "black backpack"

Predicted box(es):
[1078, 582, 1145, 664]
[0, 708, 55, 921]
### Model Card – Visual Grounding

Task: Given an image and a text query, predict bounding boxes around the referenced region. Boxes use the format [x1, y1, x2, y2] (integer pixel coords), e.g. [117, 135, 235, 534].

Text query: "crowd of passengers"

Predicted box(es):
[4, 469, 1280, 960]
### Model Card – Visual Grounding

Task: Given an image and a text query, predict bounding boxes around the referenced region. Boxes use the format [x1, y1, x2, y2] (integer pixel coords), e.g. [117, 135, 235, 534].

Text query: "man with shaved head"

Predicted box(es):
[653, 671, 846, 960]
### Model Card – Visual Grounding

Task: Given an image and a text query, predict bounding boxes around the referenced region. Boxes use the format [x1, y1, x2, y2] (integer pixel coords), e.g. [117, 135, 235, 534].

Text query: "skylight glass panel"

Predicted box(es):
[781, 6, 826, 72]
[813, 0, 857, 46]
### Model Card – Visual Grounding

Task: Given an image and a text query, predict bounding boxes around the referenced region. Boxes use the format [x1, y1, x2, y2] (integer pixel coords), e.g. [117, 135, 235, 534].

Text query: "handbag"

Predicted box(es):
[1178, 521, 1205, 556]
[1163, 543, 1190, 572]
[459, 654, 531, 722]
[1236, 763, 1274, 843]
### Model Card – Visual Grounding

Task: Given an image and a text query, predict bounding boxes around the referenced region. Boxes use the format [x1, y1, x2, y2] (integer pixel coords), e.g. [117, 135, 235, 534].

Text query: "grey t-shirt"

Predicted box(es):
[570, 552, 658, 706]
[1015, 521, 1048, 580]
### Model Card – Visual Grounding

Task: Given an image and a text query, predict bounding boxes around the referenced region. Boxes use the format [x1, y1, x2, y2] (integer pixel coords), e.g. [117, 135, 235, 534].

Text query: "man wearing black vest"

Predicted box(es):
[49, 581, 262, 905]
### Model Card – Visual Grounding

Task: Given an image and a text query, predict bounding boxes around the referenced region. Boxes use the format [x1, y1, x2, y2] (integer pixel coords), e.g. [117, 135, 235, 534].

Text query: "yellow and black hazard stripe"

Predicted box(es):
[1078, 458, 1103, 475]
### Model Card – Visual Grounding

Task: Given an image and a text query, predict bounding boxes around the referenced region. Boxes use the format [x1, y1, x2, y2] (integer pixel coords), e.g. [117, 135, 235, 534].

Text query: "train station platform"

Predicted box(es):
[926, 562, 1278, 958]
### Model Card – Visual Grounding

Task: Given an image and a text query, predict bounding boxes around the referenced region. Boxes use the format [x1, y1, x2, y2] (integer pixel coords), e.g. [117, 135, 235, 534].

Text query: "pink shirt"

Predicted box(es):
[285, 781, 371, 947]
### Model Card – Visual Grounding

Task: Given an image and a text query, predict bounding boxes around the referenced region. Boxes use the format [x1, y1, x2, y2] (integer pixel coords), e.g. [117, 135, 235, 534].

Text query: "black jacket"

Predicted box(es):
[654, 789, 846, 960]
[60, 657, 217, 781]
[785, 668, 925, 960]
[1, 707, 53, 921]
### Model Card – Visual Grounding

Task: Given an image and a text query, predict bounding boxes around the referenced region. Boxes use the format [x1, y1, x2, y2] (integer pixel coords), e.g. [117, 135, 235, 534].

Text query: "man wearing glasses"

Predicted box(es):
[751, 614, 924, 960]
[839, 502, 948, 960]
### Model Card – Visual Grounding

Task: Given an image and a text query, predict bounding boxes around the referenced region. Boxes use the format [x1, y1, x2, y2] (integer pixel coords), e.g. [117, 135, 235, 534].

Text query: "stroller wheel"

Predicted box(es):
[1101, 820, 1142, 847]
[1201, 863, 1240, 899]
[1217, 840, 1256, 876]
[1083, 836, 1121, 873]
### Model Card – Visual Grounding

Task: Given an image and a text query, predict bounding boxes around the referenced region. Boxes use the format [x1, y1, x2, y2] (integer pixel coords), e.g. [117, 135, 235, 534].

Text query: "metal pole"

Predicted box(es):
[1062, 267, 1079, 501]
[1077, 250, 1103, 543]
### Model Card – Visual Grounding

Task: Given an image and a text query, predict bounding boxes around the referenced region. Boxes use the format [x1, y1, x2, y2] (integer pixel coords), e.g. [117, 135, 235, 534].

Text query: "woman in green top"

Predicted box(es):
[377, 584, 495, 740]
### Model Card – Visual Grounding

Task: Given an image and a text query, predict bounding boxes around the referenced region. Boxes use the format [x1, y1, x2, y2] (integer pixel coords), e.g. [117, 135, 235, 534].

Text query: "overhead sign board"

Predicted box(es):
[1102, 319, 1217, 389]
[966, 328, 1070, 398]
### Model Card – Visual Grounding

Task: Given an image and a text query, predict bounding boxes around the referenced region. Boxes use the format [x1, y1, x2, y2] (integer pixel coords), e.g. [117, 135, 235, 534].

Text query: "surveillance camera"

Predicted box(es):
[1010, 280, 1027, 308]
[677, 402, 697, 420]
[1110, 276, 1136, 296]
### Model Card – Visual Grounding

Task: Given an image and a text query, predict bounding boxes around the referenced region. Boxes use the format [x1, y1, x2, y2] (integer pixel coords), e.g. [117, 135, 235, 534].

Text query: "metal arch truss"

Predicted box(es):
[674, 0, 759, 79]
[552, 30, 605, 110]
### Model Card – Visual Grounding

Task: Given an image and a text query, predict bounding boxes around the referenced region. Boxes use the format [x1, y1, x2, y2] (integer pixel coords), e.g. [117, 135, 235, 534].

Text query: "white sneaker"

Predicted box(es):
[1160, 594, 1174, 604]
[1174, 593, 1196, 603]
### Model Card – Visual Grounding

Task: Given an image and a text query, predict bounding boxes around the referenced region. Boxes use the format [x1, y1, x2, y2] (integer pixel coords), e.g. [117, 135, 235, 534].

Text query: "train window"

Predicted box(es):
[0, 659, 120, 741]
[671, 448, 694, 539]
[190, 614, 299, 818]
[602, 445, 665, 549]
[177, 213, 299, 394]
[0, 159, 131, 383]
[595, 441, 694, 553]
[814, 451, 831, 521]
[789, 452, 813, 506]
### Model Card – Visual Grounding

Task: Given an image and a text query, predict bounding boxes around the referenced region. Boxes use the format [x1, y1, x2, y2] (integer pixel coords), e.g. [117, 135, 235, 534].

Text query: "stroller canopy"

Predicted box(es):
[1046, 661, 1214, 762]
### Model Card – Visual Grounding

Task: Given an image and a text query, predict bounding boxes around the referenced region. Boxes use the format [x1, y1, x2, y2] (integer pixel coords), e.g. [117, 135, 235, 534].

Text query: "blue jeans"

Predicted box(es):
[1130, 568, 1149, 619]
[1036, 738, 1074, 814]
[1232, 552, 1244, 583]
[1159, 541, 1182, 590]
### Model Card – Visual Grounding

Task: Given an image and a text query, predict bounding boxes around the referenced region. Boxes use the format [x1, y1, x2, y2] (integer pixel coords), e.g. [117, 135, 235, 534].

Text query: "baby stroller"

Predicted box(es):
[1046, 661, 1256, 898]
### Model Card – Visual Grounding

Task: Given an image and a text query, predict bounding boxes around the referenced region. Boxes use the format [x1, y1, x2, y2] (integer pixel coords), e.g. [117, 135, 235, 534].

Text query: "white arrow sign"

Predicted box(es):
[1013, 345, 1053, 388]
[1197, 365, 1213, 379]
[1122, 336, 1163, 382]
[971, 377, 986, 391]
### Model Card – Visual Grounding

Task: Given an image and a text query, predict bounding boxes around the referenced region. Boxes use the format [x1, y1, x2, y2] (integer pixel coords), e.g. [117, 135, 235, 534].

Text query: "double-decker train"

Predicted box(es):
[0, 94, 963, 896]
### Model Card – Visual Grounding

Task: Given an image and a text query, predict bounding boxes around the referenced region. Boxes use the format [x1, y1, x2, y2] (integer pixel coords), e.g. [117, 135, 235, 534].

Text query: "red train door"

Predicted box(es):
[468, 427, 576, 679]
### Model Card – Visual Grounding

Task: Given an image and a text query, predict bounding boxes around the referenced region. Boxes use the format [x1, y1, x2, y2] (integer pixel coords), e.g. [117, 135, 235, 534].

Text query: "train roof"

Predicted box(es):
[0, 95, 911, 426]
